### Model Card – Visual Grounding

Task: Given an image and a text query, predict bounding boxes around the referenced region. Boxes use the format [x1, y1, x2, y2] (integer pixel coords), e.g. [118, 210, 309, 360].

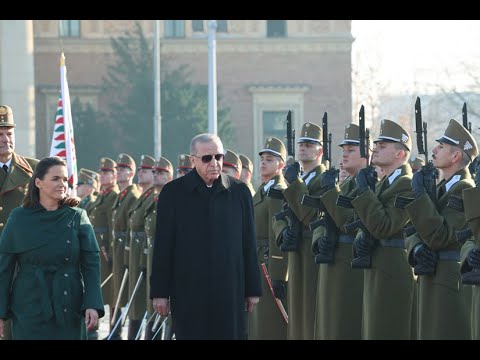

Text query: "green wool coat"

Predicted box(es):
[313, 175, 364, 340]
[0, 205, 104, 340]
[405, 168, 472, 340]
[111, 184, 141, 308]
[352, 164, 415, 340]
[273, 164, 325, 340]
[248, 174, 288, 340]
[88, 185, 119, 306]
[127, 186, 156, 321]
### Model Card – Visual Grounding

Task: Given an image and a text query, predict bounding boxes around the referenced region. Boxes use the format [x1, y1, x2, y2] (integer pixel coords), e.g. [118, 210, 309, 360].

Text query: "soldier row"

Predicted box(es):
[247, 117, 480, 340]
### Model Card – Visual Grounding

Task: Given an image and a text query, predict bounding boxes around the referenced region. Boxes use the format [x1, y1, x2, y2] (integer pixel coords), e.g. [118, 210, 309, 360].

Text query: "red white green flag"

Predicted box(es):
[49, 52, 78, 197]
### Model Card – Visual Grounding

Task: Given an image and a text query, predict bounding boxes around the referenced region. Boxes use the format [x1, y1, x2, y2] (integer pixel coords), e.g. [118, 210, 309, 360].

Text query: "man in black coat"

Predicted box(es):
[150, 133, 262, 340]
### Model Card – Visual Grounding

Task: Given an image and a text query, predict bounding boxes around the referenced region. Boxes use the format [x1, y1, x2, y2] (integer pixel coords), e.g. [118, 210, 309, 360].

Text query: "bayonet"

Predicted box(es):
[286, 110, 295, 158]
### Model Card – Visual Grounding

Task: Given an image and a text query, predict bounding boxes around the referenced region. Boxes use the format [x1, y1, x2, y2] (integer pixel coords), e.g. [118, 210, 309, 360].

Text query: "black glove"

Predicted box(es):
[468, 156, 480, 179]
[353, 232, 374, 257]
[284, 161, 301, 185]
[271, 280, 287, 299]
[356, 167, 377, 194]
[413, 243, 437, 268]
[282, 226, 296, 244]
[411, 169, 427, 199]
[468, 248, 480, 268]
[321, 168, 338, 192]
[318, 235, 335, 254]
[474, 158, 480, 187]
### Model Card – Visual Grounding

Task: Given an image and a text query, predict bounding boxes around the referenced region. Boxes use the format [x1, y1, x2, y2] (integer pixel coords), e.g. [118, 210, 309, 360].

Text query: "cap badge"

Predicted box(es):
[464, 141, 473, 151]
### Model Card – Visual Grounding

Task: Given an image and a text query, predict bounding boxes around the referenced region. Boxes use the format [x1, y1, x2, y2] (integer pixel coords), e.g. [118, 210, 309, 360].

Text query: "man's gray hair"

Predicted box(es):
[190, 133, 224, 155]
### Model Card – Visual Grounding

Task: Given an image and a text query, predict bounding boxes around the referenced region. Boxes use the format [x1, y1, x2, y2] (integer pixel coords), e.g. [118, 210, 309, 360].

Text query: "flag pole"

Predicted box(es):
[153, 20, 162, 158]
[208, 20, 217, 135]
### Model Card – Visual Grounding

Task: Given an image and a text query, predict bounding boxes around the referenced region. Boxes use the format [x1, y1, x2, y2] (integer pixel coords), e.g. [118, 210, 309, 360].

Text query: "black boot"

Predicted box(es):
[144, 320, 154, 340]
[128, 319, 142, 340]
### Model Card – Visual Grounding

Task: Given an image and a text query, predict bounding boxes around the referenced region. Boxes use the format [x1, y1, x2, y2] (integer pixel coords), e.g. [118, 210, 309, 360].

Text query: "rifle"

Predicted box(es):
[336, 105, 377, 269]
[268, 110, 302, 252]
[260, 263, 288, 324]
[395, 97, 438, 236]
[463, 102, 472, 134]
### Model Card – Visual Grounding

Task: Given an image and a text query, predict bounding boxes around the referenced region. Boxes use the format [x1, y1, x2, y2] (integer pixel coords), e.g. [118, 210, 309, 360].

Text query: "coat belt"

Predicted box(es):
[130, 231, 146, 240]
[113, 231, 127, 238]
[379, 238, 405, 249]
[94, 226, 108, 235]
[437, 250, 460, 261]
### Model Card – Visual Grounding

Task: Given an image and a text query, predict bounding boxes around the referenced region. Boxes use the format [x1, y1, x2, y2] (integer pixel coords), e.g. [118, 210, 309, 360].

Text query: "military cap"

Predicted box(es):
[374, 119, 412, 151]
[80, 168, 99, 181]
[138, 155, 155, 170]
[98, 157, 116, 172]
[77, 171, 97, 188]
[0, 105, 15, 128]
[155, 156, 173, 174]
[285, 156, 295, 166]
[239, 154, 254, 174]
[177, 154, 193, 171]
[339, 123, 360, 146]
[223, 149, 241, 172]
[116, 153, 136, 170]
[409, 156, 425, 171]
[259, 136, 287, 162]
[297, 122, 322, 145]
[436, 119, 479, 161]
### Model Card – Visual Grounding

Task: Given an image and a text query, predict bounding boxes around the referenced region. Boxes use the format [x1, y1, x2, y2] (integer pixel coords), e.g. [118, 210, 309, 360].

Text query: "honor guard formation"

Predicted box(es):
[1, 100, 480, 340]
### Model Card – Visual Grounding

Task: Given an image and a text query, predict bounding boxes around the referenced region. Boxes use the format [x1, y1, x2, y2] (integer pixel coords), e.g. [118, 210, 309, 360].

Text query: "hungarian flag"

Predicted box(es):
[49, 53, 78, 197]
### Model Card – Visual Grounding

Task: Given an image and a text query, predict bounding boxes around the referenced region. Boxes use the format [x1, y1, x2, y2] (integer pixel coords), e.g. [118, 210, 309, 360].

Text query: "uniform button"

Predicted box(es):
[66, 240, 71, 244]
[0, 206, 3, 211]
[64, 308, 67, 313]
[64, 290, 68, 295]
[64, 273, 68, 277]
[65, 257, 69, 261]
[0, 223, 3, 227]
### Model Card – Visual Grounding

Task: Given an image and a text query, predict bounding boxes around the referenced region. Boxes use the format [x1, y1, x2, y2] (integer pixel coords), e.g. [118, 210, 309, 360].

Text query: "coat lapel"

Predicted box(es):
[0, 153, 33, 196]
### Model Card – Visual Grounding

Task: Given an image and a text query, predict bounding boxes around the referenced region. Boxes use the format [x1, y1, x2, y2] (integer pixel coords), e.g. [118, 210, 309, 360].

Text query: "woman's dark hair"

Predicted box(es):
[22, 156, 79, 208]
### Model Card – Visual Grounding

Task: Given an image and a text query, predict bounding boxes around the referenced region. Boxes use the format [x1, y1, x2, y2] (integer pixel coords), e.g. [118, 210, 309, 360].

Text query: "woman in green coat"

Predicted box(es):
[0, 156, 104, 340]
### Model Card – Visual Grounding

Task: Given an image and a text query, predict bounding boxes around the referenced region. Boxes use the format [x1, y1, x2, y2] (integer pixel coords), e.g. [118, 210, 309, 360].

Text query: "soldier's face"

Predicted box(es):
[432, 142, 461, 169]
[191, 140, 224, 186]
[222, 166, 239, 179]
[99, 170, 116, 186]
[36, 164, 68, 203]
[240, 168, 251, 183]
[341, 145, 366, 175]
[138, 168, 154, 186]
[153, 169, 173, 187]
[297, 142, 322, 163]
[176, 169, 190, 178]
[259, 154, 283, 179]
[77, 184, 94, 198]
[116, 166, 134, 183]
[0, 127, 15, 159]
[371, 142, 397, 167]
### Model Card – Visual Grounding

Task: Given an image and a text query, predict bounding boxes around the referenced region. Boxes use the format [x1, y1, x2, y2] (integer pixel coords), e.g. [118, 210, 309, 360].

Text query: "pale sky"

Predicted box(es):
[351, 20, 480, 95]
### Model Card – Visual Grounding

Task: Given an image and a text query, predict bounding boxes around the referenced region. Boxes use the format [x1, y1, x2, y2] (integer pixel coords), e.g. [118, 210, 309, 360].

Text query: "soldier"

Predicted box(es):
[126, 155, 156, 340]
[405, 119, 476, 340]
[311, 123, 365, 340]
[0, 105, 39, 340]
[77, 169, 98, 213]
[274, 122, 326, 340]
[109, 153, 141, 340]
[88, 157, 119, 340]
[144, 156, 174, 340]
[176, 154, 193, 178]
[239, 154, 255, 196]
[350, 119, 415, 340]
[222, 149, 242, 179]
[248, 137, 288, 340]
[81, 167, 101, 193]
[409, 155, 425, 172]
[461, 175, 480, 340]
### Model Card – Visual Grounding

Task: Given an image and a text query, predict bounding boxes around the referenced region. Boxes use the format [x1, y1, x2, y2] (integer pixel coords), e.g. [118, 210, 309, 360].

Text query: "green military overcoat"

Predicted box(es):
[111, 184, 141, 308]
[88, 185, 119, 305]
[127, 186, 156, 321]
[405, 168, 472, 340]
[248, 174, 288, 340]
[352, 164, 415, 340]
[313, 175, 364, 339]
[0, 205, 104, 339]
[273, 164, 325, 340]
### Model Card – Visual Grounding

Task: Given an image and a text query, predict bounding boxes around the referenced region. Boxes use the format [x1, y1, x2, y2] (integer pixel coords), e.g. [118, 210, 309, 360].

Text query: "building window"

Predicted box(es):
[192, 20, 204, 32]
[263, 111, 288, 142]
[165, 20, 185, 38]
[217, 20, 228, 33]
[267, 20, 286, 38]
[59, 20, 80, 38]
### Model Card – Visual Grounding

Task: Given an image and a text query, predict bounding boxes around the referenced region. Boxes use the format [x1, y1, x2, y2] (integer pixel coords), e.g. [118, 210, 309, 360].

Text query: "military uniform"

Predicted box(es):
[239, 154, 255, 196]
[126, 155, 156, 339]
[222, 149, 242, 179]
[313, 124, 364, 340]
[351, 120, 415, 340]
[273, 122, 326, 340]
[111, 154, 141, 338]
[248, 137, 288, 340]
[144, 156, 173, 340]
[77, 170, 98, 213]
[405, 119, 476, 340]
[176, 154, 193, 178]
[0, 105, 39, 340]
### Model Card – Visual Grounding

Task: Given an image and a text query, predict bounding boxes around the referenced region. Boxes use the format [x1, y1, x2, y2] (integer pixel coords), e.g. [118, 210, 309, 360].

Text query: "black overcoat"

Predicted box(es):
[150, 169, 262, 340]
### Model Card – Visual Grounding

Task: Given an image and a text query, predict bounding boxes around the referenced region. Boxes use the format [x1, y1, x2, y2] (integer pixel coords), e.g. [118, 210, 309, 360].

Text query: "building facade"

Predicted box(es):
[33, 20, 353, 184]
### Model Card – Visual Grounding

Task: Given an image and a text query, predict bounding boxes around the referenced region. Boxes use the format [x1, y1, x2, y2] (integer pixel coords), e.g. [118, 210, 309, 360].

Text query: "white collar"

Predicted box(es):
[445, 175, 461, 192]
[387, 168, 402, 185]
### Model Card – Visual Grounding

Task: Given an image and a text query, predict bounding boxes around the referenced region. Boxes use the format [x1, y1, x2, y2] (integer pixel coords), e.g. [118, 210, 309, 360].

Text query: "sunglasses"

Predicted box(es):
[192, 154, 225, 163]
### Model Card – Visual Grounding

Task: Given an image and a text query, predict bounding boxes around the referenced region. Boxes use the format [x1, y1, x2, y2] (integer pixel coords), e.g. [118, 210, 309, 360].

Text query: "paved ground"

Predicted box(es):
[96, 305, 131, 340]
